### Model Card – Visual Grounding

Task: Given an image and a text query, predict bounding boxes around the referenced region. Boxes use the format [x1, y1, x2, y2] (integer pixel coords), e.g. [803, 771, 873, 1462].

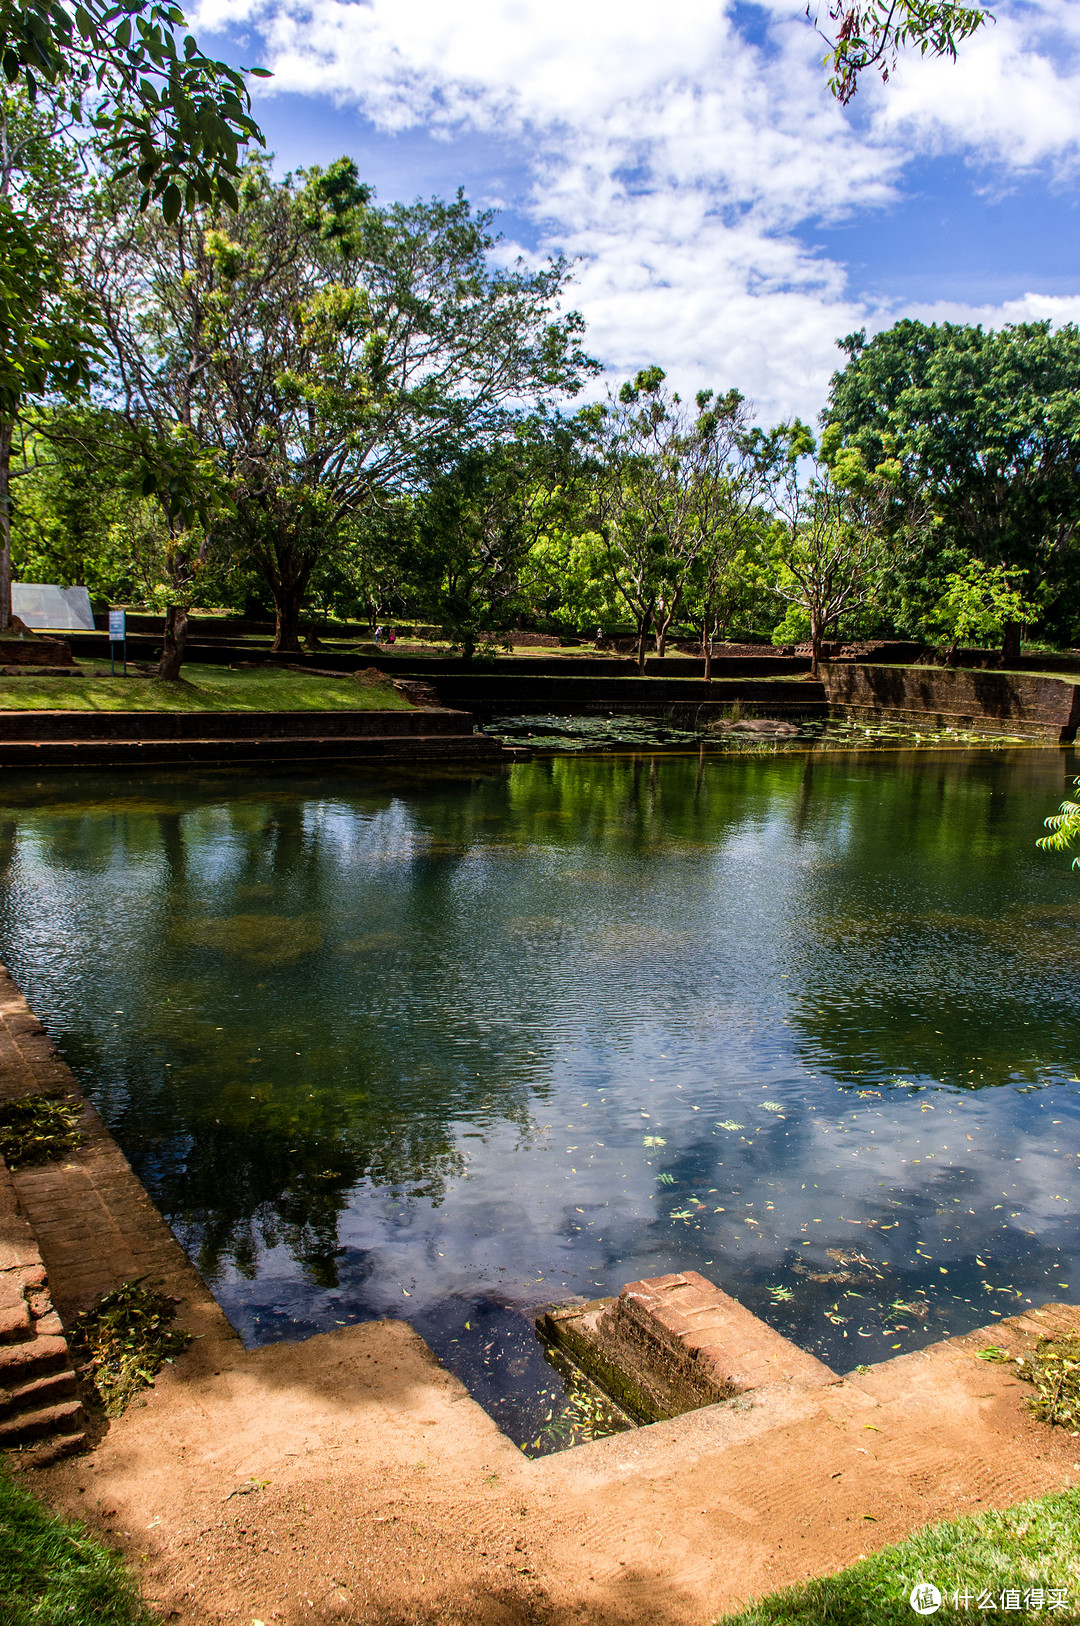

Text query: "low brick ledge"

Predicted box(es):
[0, 707, 477, 740]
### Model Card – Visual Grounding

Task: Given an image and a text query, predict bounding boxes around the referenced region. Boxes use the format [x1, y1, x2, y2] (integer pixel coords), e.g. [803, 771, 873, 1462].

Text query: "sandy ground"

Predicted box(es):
[19, 1302, 1080, 1626]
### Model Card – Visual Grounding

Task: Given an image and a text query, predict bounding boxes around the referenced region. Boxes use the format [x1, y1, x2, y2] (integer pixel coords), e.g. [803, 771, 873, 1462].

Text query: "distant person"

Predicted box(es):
[374, 625, 383, 644]
[387, 628, 396, 644]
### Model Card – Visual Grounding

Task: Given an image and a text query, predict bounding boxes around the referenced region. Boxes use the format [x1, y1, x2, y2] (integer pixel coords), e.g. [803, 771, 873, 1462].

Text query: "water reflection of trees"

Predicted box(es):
[777, 752, 1080, 1089]
[3, 752, 1077, 1288]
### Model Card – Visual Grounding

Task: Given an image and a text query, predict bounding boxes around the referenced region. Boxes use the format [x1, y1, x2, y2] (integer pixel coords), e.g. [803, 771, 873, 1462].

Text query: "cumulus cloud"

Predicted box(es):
[194, 0, 1080, 419]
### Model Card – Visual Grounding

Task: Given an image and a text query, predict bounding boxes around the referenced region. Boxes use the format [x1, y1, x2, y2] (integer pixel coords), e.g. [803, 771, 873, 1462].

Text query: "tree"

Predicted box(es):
[766, 424, 899, 675]
[1, 0, 264, 217]
[88, 158, 595, 667]
[921, 558, 1037, 664]
[824, 320, 1080, 658]
[583, 369, 755, 671]
[0, 94, 101, 630]
[0, 0, 266, 628]
[810, 0, 991, 104]
[413, 420, 577, 660]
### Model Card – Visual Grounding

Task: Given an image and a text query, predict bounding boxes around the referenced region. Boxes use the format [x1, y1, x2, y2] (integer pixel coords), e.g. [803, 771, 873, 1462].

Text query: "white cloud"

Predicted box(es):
[196, 0, 1080, 420]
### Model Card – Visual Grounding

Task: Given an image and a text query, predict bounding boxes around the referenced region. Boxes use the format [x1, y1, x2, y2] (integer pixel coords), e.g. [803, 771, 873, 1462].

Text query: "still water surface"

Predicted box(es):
[2, 750, 1079, 1450]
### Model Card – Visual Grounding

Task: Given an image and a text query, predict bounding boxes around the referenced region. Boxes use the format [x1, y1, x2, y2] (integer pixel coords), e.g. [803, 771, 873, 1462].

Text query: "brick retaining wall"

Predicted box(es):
[820, 663, 1080, 740]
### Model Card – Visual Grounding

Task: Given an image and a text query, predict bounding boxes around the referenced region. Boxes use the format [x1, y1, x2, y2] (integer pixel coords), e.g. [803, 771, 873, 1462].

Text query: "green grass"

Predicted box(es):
[0, 662, 413, 713]
[0, 1465, 153, 1626]
[715, 1489, 1080, 1624]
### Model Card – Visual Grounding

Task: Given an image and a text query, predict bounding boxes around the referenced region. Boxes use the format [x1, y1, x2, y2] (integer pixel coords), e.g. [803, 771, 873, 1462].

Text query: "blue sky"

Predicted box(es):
[192, 0, 1080, 421]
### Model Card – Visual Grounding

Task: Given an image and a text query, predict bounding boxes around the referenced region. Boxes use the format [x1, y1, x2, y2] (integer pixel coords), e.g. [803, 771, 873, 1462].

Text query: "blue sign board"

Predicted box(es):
[108, 610, 126, 641]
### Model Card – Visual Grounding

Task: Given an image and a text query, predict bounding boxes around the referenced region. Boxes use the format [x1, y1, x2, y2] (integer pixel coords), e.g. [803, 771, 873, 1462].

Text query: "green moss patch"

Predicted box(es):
[68, 1281, 193, 1418]
[0, 1093, 84, 1169]
[715, 1488, 1080, 1624]
[0, 1463, 153, 1626]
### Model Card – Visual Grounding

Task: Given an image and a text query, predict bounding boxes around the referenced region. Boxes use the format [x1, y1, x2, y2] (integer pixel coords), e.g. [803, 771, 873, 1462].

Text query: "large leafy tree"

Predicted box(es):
[413, 418, 578, 660]
[0, 0, 264, 631]
[824, 320, 1080, 658]
[581, 368, 758, 671]
[766, 423, 902, 674]
[88, 157, 594, 665]
[0, 95, 101, 630]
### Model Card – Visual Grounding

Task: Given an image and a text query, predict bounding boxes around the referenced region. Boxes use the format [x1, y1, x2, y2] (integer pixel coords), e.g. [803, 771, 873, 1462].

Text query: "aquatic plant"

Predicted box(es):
[176, 913, 323, 965]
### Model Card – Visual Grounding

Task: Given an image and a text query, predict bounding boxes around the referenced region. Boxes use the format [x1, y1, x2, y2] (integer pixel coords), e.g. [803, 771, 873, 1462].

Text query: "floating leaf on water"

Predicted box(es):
[642, 1135, 667, 1147]
[716, 1120, 744, 1132]
[761, 1102, 784, 1112]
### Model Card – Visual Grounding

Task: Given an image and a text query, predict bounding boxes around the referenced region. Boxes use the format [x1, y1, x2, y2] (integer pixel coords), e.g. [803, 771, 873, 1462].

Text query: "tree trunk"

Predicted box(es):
[701, 623, 713, 682]
[635, 614, 651, 673]
[1001, 620, 1022, 666]
[158, 604, 189, 680]
[271, 585, 305, 655]
[0, 421, 12, 634]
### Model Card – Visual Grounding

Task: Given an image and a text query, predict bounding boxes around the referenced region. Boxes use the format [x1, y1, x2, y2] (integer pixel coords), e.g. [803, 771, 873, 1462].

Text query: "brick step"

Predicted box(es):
[0, 1332, 72, 1385]
[0, 1396, 84, 1448]
[0, 1366, 78, 1417]
[0, 1300, 34, 1343]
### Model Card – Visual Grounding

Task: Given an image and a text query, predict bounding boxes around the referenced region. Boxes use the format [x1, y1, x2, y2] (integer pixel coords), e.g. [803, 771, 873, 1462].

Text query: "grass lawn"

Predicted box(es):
[0, 1465, 152, 1626]
[0, 662, 413, 713]
[715, 1488, 1080, 1624]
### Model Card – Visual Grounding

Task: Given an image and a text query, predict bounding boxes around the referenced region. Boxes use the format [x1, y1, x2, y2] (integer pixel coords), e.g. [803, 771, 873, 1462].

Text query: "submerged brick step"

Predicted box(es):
[0, 733, 507, 766]
[538, 1270, 837, 1425]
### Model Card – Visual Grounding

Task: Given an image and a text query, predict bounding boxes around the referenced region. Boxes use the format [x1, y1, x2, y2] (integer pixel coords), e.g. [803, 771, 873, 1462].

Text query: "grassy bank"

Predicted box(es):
[0, 1465, 152, 1626]
[716, 1488, 1080, 1624]
[0, 663, 413, 713]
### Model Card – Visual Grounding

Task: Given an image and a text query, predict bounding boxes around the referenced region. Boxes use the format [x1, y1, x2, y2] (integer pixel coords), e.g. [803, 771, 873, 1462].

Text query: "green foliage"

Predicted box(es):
[1038, 777, 1080, 869]
[90, 158, 594, 651]
[68, 1279, 192, 1415]
[812, 0, 991, 106]
[922, 558, 1038, 656]
[578, 369, 759, 665]
[0, 0, 264, 216]
[715, 1488, 1080, 1625]
[0, 1462, 153, 1626]
[0, 1090, 83, 1167]
[765, 428, 902, 667]
[825, 320, 1080, 647]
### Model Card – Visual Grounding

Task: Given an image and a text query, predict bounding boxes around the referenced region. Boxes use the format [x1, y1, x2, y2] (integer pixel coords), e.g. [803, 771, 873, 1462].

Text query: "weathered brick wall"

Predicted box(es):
[820, 663, 1080, 740]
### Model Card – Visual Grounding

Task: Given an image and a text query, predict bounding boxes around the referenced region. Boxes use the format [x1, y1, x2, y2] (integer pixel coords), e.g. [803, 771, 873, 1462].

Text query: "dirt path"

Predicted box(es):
[22, 1302, 1080, 1626]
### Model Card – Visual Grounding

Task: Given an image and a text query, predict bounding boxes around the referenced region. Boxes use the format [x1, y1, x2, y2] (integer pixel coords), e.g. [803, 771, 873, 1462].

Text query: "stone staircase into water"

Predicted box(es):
[0, 1157, 85, 1461]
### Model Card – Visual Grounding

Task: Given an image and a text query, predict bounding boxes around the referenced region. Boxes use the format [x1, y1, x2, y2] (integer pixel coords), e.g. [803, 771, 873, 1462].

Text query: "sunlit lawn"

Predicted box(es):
[0, 662, 414, 713]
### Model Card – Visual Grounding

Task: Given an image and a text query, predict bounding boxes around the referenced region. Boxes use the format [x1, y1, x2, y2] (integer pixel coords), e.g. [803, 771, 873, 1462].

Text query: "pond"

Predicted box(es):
[1, 748, 1079, 1453]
